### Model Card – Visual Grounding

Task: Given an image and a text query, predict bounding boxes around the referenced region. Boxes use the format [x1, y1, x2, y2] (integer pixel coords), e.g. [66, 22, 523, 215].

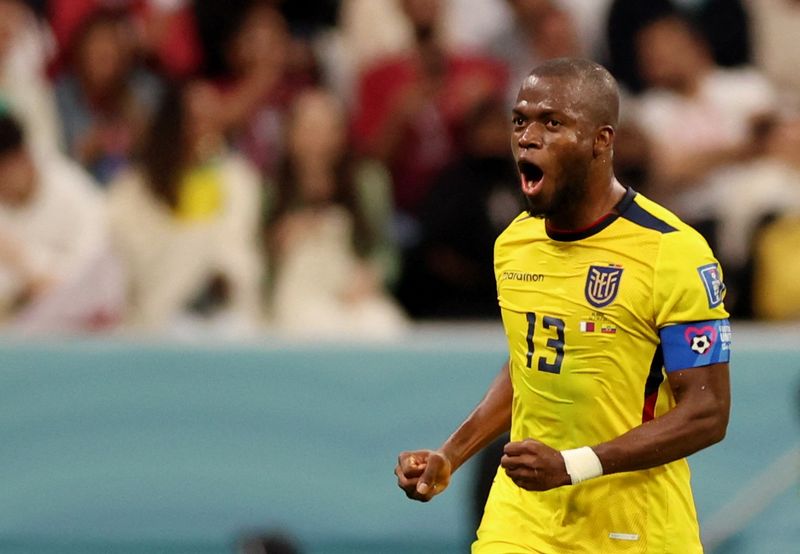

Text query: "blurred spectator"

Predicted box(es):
[695, 0, 751, 68]
[707, 117, 800, 316]
[55, 8, 163, 185]
[633, 14, 776, 218]
[135, 0, 202, 79]
[329, 0, 510, 106]
[753, 213, 800, 320]
[710, 118, 800, 268]
[748, 0, 800, 100]
[606, 0, 677, 93]
[557, 0, 616, 60]
[0, 0, 62, 155]
[489, 0, 584, 105]
[0, 112, 124, 333]
[351, 0, 507, 232]
[315, 0, 409, 107]
[49, 0, 202, 80]
[444, 0, 513, 52]
[397, 98, 520, 318]
[107, 81, 263, 334]
[48, 0, 131, 62]
[267, 88, 406, 339]
[608, 0, 753, 93]
[632, 13, 797, 316]
[194, 0, 260, 79]
[210, 1, 315, 181]
[335, 0, 409, 64]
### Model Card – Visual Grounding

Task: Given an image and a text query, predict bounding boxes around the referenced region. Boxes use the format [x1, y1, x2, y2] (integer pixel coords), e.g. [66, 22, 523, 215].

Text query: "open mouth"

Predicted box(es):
[518, 160, 544, 195]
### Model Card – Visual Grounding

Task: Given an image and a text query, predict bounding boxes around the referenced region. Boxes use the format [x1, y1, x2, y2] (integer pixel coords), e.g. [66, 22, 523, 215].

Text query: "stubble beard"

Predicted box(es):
[525, 161, 590, 222]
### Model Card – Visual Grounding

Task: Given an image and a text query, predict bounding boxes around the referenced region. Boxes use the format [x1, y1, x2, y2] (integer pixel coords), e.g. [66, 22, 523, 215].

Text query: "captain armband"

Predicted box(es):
[660, 319, 732, 372]
[561, 446, 603, 485]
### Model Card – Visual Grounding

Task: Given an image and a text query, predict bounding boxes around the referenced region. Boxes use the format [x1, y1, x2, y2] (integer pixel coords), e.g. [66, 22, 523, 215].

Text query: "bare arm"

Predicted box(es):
[395, 362, 512, 501]
[594, 361, 730, 473]
[441, 361, 513, 472]
[501, 362, 730, 490]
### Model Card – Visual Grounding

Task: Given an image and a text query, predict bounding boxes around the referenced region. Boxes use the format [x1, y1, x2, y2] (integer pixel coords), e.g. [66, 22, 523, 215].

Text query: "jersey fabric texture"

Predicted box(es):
[474, 187, 730, 554]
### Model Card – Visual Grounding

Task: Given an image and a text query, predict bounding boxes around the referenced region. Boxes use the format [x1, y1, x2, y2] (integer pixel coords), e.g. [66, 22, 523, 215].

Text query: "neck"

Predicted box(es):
[546, 176, 626, 231]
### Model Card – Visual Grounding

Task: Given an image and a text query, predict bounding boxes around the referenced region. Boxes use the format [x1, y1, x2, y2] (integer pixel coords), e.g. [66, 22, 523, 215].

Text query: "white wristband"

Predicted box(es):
[561, 446, 603, 485]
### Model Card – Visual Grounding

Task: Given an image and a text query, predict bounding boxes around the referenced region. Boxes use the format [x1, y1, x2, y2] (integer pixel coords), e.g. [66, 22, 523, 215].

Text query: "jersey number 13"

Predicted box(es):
[525, 312, 565, 374]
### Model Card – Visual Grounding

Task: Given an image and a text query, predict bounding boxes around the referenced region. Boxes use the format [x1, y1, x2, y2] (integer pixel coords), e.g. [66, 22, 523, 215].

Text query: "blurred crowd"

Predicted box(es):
[1, 0, 799, 339]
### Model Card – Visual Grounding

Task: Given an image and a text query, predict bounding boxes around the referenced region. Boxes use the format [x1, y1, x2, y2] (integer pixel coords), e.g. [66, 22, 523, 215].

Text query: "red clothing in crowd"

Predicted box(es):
[353, 53, 507, 213]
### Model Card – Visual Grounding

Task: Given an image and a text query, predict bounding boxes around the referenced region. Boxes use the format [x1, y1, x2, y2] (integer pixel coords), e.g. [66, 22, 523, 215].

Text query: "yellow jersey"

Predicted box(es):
[475, 188, 731, 553]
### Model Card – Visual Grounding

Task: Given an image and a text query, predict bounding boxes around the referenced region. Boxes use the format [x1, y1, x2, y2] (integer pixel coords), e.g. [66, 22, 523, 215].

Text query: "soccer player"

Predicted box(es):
[395, 58, 731, 553]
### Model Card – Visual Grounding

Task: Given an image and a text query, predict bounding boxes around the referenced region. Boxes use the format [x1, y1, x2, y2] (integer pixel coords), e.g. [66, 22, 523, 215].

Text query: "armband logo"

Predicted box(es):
[685, 325, 717, 354]
[585, 265, 623, 308]
[697, 263, 724, 308]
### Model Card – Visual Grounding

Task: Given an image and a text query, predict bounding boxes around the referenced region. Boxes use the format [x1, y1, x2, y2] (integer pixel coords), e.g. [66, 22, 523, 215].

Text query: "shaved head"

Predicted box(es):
[525, 58, 619, 129]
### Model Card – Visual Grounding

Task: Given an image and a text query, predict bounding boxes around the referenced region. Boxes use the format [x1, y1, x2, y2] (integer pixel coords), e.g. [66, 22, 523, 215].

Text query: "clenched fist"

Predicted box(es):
[395, 449, 452, 502]
[501, 439, 571, 491]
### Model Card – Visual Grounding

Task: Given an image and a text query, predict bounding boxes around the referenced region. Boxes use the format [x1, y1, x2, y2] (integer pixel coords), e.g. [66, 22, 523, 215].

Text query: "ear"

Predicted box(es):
[593, 126, 615, 158]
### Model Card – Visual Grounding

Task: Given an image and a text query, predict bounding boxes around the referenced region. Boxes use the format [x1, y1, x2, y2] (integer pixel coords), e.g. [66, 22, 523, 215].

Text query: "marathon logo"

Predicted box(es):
[500, 270, 545, 283]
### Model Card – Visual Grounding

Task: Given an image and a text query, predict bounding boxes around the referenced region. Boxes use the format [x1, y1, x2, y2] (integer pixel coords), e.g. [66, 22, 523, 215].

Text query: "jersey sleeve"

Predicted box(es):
[654, 230, 731, 372]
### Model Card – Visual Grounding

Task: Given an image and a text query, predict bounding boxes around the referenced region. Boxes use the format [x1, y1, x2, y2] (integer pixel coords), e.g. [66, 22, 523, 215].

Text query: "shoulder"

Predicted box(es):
[629, 195, 725, 313]
[624, 193, 703, 238]
[625, 192, 715, 257]
[499, 210, 537, 234]
[495, 211, 541, 251]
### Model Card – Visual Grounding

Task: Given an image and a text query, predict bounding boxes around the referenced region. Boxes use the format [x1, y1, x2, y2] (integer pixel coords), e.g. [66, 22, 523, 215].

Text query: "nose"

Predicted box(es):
[518, 123, 543, 149]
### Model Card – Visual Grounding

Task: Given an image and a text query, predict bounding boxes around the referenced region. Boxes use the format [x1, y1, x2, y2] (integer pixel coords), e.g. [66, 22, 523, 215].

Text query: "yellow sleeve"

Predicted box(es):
[653, 228, 730, 328]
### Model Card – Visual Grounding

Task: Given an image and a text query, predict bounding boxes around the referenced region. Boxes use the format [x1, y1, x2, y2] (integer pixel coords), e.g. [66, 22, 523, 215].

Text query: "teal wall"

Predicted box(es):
[0, 332, 797, 553]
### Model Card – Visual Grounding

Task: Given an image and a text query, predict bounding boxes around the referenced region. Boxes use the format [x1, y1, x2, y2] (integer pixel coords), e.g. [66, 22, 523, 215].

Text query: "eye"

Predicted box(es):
[545, 118, 562, 130]
[512, 115, 526, 127]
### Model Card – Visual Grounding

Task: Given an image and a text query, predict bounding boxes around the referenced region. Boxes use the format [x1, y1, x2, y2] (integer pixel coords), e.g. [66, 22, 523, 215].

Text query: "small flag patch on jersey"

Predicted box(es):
[600, 324, 617, 334]
[697, 263, 724, 308]
[580, 321, 617, 334]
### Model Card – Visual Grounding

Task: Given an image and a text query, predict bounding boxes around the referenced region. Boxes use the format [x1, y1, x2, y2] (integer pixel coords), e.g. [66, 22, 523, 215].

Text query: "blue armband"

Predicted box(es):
[660, 319, 732, 372]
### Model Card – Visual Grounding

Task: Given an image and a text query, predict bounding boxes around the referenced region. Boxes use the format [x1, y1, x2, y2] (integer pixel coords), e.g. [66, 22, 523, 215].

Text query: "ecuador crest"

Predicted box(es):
[585, 265, 623, 308]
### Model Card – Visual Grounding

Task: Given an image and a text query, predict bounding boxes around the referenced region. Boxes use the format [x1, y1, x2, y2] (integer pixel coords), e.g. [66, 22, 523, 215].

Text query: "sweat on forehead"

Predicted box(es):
[521, 58, 620, 127]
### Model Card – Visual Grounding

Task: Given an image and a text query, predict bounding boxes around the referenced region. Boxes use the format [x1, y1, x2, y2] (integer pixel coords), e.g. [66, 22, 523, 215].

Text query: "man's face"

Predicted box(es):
[510, 74, 595, 219]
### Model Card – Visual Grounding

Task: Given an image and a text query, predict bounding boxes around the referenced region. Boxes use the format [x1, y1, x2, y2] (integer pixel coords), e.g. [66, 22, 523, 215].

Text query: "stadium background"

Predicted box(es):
[0, 0, 798, 553]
